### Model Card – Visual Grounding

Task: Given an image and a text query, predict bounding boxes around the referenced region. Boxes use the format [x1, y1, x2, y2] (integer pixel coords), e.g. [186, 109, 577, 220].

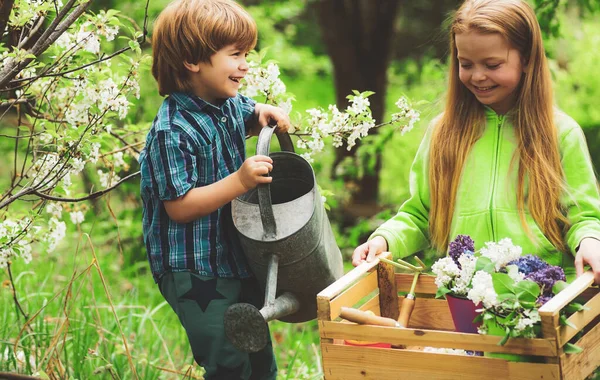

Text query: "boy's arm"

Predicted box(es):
[163, 155, 273, 223]
[247, 103, 291, 137]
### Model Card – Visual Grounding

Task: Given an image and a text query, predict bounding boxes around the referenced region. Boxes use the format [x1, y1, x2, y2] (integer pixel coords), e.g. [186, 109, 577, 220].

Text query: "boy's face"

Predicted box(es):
[455, 31, 524, 115]
[186, 44, 249, 104]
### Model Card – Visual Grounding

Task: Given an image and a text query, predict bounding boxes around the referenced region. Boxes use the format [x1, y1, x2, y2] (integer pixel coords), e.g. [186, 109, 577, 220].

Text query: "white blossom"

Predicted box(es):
[467, 271, 499, 308]
[46, 218, 66, 253]
[431, 257, 460, 289]
[480, 237, 523, 271]
[70, 211, 85, 225]
[451, 254, 477, 296]
[45, 202, 63, 219]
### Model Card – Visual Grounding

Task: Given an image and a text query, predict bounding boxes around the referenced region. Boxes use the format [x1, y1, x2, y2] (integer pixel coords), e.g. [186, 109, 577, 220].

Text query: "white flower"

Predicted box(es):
[451, 254, 477, 296]
[431, 257, 460, 289]
[70, 211, 85, 225]
[47, 218, 66, 253]
[71, 157, 86, 174]
[39, 133, 53, 144]
[76, 29, 100, 54]
[480, 237, 522, 271]
[467, 271, 499, 308]
[349, 95, 370, 114]
[89, 143, 101, 163]
[113, 152, 125, 168]
[98, 169, 120, 188]
[45, 203, 63, 219]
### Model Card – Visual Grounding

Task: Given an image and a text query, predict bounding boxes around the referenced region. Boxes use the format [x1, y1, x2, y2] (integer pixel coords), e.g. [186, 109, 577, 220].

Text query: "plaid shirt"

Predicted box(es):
[139, 92, 255, 282]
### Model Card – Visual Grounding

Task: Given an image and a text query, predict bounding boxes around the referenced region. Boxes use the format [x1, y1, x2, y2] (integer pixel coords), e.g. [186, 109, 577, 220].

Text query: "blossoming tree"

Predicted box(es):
[0, 0, 421, 285]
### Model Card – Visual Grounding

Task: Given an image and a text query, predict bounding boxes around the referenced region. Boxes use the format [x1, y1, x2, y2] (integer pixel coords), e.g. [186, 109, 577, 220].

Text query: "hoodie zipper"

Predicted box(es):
[489, 114, 505, 241]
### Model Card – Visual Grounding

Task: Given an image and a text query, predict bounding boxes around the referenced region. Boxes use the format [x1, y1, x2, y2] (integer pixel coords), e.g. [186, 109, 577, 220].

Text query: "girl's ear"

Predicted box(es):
[184, 62, 201, 73]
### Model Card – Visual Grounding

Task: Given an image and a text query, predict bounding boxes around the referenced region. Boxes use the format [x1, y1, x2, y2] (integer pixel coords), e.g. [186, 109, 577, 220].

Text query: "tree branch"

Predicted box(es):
[7, 262, 29, 321]
[0, 0, 14, 40]
[0, 0, 93, 89]
[31, 171, 140, 202]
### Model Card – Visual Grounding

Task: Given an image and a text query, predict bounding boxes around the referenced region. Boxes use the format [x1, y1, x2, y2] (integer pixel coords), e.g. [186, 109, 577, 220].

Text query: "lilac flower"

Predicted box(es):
[536, 295, 552, 307]
[526, 266, 566, 295]
[508, 254, 549, 275]
[448, 235, 475, 267]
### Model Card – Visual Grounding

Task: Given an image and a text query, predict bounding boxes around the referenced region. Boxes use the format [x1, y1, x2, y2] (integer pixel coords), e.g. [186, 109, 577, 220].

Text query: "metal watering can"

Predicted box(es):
[225, 126, 344, 353]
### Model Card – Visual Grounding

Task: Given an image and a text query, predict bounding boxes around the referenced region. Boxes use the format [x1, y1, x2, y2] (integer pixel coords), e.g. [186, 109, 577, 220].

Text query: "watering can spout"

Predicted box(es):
[225, 254, 301, 353]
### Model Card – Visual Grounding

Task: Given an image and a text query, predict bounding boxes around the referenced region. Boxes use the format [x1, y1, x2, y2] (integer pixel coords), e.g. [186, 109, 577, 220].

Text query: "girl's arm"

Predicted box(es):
[560, 118, 600, 283]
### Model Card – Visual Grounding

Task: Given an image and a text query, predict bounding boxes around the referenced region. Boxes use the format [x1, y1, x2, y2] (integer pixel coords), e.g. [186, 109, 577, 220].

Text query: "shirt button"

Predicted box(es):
[221, 117, 227, 123]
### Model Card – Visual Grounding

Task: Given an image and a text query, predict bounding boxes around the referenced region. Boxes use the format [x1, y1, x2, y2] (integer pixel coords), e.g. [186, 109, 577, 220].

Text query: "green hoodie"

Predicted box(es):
[372, 108, 600, 275]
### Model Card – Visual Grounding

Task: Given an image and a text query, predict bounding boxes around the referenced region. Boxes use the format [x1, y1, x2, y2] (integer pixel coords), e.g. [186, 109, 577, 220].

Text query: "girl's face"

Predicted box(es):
[455, 31, 524, 115]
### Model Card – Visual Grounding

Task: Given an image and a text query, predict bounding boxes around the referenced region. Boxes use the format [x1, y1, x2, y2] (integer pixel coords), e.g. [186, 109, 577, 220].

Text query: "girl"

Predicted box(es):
[352, 0, 600, 283]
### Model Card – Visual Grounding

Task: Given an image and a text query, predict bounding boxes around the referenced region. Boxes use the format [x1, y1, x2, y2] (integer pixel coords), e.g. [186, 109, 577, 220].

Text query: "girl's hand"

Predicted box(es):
[352, 236, 388, 267]
[255, 103, 291, 134]
[236, 155, 273, 190]
[575, 237, 600, 284]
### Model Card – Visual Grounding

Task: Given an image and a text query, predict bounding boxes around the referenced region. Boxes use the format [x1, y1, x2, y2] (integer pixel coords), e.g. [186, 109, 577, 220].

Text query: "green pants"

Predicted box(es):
[159, 272, 277, 380]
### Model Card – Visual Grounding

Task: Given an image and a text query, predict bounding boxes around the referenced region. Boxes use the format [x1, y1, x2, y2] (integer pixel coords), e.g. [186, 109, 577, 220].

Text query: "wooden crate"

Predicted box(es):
[317, 252, 600, 380]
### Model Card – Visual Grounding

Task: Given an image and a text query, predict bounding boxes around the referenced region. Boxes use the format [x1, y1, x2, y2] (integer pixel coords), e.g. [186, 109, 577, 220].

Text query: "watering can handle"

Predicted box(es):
[256, 126, 295, 240]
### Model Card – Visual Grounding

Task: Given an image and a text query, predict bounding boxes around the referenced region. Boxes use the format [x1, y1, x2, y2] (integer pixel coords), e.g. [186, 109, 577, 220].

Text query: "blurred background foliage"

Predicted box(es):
[2, 0, 600, 378]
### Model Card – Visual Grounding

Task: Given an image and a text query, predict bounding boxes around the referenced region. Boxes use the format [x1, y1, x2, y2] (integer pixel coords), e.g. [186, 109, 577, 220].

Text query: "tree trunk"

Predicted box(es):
[314, 0, 399, 222]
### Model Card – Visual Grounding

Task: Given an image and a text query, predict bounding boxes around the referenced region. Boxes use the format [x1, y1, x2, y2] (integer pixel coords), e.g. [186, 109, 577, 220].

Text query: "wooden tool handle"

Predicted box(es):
[398, 296, 415, 328]
[339, 307, 399, 327]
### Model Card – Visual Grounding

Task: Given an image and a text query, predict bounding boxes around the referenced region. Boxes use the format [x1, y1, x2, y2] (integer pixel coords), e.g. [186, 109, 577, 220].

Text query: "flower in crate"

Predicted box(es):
[432, 235, 520, 299]
[448, 234, 475, 267]
[432, 235, 584, 347]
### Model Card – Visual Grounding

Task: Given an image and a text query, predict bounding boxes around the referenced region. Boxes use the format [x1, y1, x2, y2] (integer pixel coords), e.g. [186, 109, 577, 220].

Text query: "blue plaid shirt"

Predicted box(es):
[139, 92, 255, 282]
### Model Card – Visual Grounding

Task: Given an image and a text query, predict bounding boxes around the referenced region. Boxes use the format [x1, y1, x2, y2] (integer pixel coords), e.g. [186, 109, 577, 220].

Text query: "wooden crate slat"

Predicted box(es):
[321, 343, 560, 380]
[358, 293, 380, 315]
[559, 291, 600, 347]
[396, 273, 438, 295]
[539, 272, 595, 317]
[328, 271, 378, 320]
[317, 259, 379, 301]
[319, 321, 557, 356]
[559, 317, 600, 380]
[398, 296, 455, 331]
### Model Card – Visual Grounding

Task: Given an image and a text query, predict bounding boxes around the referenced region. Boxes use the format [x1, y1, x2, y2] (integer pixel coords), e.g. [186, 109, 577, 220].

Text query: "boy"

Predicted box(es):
[139, 0, 290, 378]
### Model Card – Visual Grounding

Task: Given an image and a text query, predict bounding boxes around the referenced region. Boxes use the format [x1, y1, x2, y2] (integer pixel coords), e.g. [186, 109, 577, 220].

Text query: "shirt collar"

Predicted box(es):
[170, 92, 231, 114]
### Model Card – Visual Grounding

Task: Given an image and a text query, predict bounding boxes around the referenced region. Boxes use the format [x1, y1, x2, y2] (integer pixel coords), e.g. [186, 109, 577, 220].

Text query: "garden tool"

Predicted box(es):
[380, 256, 427, 328]
[225, 126, 344, 353]
[339, 307, 400, 327]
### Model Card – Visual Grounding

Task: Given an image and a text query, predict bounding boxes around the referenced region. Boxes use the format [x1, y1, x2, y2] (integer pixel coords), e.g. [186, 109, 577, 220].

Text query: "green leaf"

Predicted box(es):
[559, 314, 577, 329]
[361, 90, 375, 98]
[515, 280, 541, 304]
[37, 372, 50, 380]
[492, 273, 516, 295]
[435, 286, 451, 299]
[552, 280, 569, 294]
[565, 302, 589, 313]
[519, 300, 536, 309]
[498, 329, 511, 346]
[563, 343, 584, 354]
[475, 257, 495, 273]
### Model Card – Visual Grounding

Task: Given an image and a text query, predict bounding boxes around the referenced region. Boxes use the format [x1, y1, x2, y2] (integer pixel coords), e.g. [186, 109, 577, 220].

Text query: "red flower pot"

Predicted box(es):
[445, 294, 482, 333]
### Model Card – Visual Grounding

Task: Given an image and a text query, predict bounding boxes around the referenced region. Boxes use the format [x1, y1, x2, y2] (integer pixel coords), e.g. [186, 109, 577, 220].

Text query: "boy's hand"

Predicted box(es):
[352, 236, 388, 267]
[255, 103, 291, 134]
[575, 237, 600, 284]
[236, 155, 273, 190]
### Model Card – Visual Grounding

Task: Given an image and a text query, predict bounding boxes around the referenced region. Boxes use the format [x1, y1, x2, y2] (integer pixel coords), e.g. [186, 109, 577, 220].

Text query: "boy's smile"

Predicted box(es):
[455, 31, 525, 114]
[185, 44, 249, 104]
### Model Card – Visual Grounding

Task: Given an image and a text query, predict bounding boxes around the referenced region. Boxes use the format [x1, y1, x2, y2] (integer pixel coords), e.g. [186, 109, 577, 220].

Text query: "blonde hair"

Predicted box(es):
[429, 0, 568, 252]
[151, 0, 257, 96]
